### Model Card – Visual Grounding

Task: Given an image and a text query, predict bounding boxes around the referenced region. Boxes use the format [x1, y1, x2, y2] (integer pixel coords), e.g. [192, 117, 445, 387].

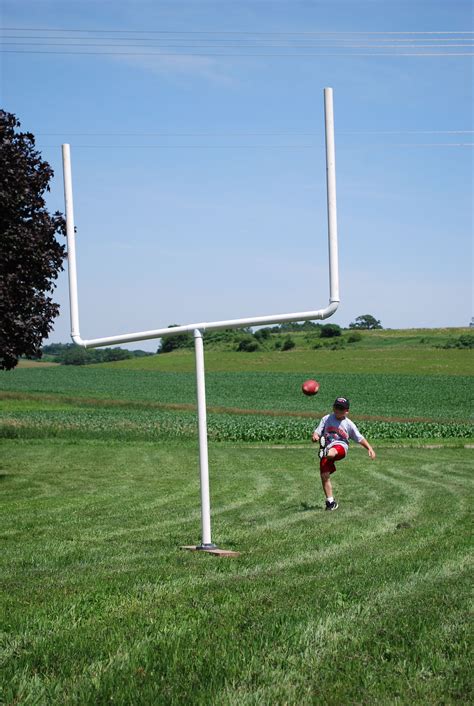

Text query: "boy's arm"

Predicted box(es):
[348, 420, 376, 459]
[359, 437, 376, 460]
[312, 415, 327, 443]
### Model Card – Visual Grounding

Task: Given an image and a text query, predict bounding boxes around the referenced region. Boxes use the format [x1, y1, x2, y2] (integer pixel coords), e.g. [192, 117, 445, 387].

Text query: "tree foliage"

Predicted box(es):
[41, 343, 152, 365]
[0, 111, 66, 370]
[159, 326, 193, 354]
[281, 335, 296, 351]
[236, 335, 260, 352]
[349, 314, 383, 330]
[320, 323, 342, 338]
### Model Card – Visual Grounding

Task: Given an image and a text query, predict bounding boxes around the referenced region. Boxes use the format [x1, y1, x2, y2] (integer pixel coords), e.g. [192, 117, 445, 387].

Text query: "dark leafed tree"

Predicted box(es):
[349, 314, 383, 330]
[0, 110, 66, 370]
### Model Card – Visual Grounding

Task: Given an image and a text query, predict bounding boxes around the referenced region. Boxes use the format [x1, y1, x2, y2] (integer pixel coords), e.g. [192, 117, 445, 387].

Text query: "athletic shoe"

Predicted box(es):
[325, 499, 338, 511]
[319, 435, 326, 459]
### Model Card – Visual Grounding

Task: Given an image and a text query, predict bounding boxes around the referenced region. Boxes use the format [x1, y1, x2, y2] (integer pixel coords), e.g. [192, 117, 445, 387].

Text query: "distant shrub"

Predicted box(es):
[62, 347, 90, 365]
[347, 332, 362, 343]
[326, 338, 345, 350]
[277, 321, 322, 333]
[102, 349, 132, 362]
[281, 336, 295, 351]
[274, 340, 282, 350]
[320, 324, 342, 338]
[204, 328, 251, 347]
[160, 332, 193, 353]
[312, 341, 323, 349]
[236, 336, 260, 352]
[254, 328, 271, 341]
[441, 334, 474, 350]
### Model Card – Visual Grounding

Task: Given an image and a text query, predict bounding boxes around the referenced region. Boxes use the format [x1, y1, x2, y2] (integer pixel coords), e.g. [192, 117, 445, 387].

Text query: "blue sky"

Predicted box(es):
[1, 0, 473, 350]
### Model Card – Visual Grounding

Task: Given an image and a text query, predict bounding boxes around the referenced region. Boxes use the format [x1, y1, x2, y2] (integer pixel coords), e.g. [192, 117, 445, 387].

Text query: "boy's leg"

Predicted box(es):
[319, 447, 339, 481]
[319, 445, 346, 510]
[320, 471, 334, 499]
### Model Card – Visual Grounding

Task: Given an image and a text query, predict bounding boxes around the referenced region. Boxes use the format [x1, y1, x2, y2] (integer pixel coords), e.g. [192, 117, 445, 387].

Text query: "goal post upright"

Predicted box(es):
[324, 87, 340, 307]
[193, 328, 213, 549]
[61, 87, 340, 556]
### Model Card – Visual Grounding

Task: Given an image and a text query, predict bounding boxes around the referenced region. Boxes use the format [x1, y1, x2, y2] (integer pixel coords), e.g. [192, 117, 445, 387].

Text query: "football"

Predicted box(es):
[302, 379, 320, 396]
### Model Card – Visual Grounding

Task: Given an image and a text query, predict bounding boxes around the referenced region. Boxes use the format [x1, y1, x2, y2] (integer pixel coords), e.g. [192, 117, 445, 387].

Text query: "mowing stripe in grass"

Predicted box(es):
[1, 442, 471, 704]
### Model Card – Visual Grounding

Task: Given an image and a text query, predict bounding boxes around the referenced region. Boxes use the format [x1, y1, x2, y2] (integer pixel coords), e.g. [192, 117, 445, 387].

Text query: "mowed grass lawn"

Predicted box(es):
[1, 439, 472, 705]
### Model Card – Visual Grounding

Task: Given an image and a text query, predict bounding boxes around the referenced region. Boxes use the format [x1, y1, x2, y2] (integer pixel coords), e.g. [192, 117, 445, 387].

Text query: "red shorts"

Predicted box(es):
[320, 444, 347, 475]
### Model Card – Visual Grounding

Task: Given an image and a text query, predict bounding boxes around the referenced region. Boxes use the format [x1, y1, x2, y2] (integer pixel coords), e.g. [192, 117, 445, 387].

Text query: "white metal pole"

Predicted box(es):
[193, 329, 214, 548]
[61, 144, 81, 341]
[324, 87, 340, 305]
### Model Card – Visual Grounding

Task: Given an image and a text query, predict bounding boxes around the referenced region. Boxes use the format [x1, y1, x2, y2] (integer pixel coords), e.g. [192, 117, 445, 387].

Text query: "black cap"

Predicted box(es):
[333, 397, 350, 410]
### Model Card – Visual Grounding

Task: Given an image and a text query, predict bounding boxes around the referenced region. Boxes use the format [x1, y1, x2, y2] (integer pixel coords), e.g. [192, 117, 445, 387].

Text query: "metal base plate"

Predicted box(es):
[181, 545, 240, 557]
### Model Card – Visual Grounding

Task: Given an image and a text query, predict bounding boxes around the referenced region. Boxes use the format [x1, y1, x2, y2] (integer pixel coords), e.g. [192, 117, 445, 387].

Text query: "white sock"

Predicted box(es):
[327, 496, 334, 503]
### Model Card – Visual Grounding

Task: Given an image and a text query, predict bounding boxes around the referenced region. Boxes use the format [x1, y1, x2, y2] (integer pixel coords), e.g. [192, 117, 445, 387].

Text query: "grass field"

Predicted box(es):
[97, 326, 473, 375]
[100, 346, 473, 375]
[1, 439, 472, 704]
[1, 367, 473, 443]
[1, 330, 473, 703]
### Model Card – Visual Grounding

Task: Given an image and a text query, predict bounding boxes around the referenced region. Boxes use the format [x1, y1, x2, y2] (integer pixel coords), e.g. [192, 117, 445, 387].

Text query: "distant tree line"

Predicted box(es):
[39, 314, 384, 363]
[41, 343, 153, 365]
[158, 319, 377, 354]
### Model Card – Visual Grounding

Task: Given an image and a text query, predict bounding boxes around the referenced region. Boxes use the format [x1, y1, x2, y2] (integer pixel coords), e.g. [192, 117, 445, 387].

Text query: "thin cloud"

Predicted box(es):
[108, 51, 235, 84]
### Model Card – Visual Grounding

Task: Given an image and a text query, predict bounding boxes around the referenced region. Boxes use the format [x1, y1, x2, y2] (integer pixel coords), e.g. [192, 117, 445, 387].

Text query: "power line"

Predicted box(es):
[1, 34, 472, 44]
[3, 41, 473, 49]
[34, 131, 474, 136]
[4, 50, 472, 57]
[2, 34, 473, 42]
[3, 29, 472, 57]
[3, 27, 474, 34]
[36, 143, 474, 148]
[343, 130, 474, 135]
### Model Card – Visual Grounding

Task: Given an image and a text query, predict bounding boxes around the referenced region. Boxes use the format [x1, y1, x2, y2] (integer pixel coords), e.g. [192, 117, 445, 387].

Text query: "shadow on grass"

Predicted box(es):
[297, 501, 321, 512]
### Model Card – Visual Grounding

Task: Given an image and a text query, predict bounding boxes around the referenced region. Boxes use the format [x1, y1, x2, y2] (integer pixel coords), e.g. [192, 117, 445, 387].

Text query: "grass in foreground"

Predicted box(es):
[1, 439, 472, 705]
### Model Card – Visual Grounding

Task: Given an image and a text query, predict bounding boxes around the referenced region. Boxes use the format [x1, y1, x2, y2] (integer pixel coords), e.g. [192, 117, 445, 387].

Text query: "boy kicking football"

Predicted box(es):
[312, 397, 376, 511]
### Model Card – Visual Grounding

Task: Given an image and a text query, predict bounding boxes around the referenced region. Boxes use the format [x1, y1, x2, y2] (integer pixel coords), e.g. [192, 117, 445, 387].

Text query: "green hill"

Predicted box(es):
[98, 328, 473, 376]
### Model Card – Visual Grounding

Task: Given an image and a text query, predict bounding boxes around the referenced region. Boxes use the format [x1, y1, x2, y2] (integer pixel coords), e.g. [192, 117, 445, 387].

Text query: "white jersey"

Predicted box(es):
[314, 413, 364, 453]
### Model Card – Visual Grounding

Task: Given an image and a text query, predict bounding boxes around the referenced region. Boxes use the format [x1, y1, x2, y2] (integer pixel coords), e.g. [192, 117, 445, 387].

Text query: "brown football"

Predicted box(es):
[302, 379, 320, 396]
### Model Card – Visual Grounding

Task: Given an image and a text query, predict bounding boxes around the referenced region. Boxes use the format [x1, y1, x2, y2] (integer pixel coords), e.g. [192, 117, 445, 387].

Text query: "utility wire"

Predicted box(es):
[4, 50, 472, 56]
[36, 143, 474, 148]
[2, 34, 473, 42]
[34, 131, 474, 136]
[3, 29, 471, 55]
[2, 41, 473, 49]
[4, 29, 471, 56]
[3, 27, 474, 34]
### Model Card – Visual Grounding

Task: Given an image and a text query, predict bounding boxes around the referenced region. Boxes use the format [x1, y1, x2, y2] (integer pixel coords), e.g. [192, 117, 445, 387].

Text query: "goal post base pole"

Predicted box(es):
[181, 545, 241, 557]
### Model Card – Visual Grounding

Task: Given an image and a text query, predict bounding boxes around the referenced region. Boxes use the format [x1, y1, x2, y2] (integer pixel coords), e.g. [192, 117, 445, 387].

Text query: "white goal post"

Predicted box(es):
[62, 87, 340, 554]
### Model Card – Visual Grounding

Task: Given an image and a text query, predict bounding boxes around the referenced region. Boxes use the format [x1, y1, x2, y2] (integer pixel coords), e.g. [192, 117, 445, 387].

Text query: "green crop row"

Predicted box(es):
[1, 367, 472, 421]
[1, 408, 472, 443]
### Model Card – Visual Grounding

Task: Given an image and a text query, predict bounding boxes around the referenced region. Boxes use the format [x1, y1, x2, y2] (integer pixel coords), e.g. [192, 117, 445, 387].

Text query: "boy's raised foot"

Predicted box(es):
[318, 435, 326, 459]
[325, 499, 338, 511]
